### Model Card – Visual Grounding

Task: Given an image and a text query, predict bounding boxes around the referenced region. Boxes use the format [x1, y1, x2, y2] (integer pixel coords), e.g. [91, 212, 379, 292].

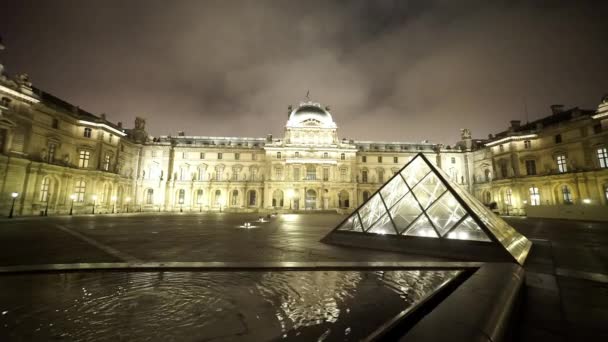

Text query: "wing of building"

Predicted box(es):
[1, 52, 607, 216]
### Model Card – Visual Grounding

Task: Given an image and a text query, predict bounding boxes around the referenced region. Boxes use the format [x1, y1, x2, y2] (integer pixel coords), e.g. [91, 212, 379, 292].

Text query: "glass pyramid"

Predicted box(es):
[331, 153, 532, 265]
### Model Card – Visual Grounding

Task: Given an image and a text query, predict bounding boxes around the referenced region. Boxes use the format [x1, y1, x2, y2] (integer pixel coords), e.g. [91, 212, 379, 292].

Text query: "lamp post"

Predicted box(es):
[111, 196, 117, 214]
[125, 197, 131, 213]
[287, 189, 294, 210]
[8, 192, 18, 218]
[69, 194, 76, 215]
[91, 195, 97, 214]
[44, 193, 50, 216]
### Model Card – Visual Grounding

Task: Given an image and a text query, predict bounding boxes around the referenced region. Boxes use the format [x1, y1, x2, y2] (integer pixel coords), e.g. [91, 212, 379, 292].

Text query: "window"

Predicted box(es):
[378, 156, 382, 163]
[52, 118, 59, 129]
[251, 168, 257, 181]
[593, 124, 602, 134]
[529, 187, 540, 206]
[235, 153, 240, 160]
[102, 153, 110, 171]
[178, 189, 185, 204]
[598, 147, 608, 168]
[200, 152, 205, 159]
[109, 135, 113, 143]
[505, 188, 512, 206]
[277, 152, 281, 159]
[83, 127, 92, 138]
[525, 160, 536, 175]
[252, 153, 257, 161]
[40, 177, 50, 202]
[340, 168, 347, 181]
[78, 150, 90, 168]
[500, 163, 508, 178]
[182, 152, 187, 159]
[556, 155, 567, 173]
[323, 168, 329, 181]
[341, 153, 345, 160]
[248, 190, 257, 206]
[451, 157, 456, 164]
[293, 167, 300, 181]
[323, 152, 328, 159]
[394, 156, 399, 163]
[562, 185, 573, 204]
[363, 191, 370, 202]
[231, 190, 238, 206]
[306, 165, 316, 180]
[120, 144, 125, 152]
[275, 168, 283, 180]
[215, 170, 222, 181]
[74, 180, 86, 202]
[295, 152, 300, 158]
[605, 185, 608, 203]
[48, 143, 56, 163]
[524, 140, 531, 149]
[362, 170, 368, 183]
[196, 190, 204, 205]
[499, 145, 504, 152]
[555, 134, 562, 144]
[232, 170, 238, 181]
[218, 153, 223, 160]
[378, 169, 384, 183]
[362, 156, 367, 163]
[145, 189, 154, 204]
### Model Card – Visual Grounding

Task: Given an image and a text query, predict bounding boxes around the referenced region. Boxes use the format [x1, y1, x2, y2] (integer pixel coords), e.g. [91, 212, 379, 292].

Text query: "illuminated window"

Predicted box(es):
[561, 185, 573, 204]
[83, 127, 92, 138]
[103, 153, 111, 171]
[597, 148, 608, 168]
[525, 160, 536, 175]
[78, 150, 90, 168]
[529, 187, 540, 206]
[177, 189, 185, 204]
[39, 177, 50, 202]
[556, 155, 567, 173]
[74, 180, 86, 202]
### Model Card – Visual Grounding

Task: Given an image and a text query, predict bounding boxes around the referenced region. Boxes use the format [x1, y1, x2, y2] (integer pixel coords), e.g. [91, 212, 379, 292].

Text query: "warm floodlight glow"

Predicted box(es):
[11, 192, 18, 198]
[92, 195, 98, 201]
[70, 194, 76, 200]
[286, 189, 294, 198]
[111, 196, 117, 202]
[126, 197, 131, 202]
[582, 198, 591, 204]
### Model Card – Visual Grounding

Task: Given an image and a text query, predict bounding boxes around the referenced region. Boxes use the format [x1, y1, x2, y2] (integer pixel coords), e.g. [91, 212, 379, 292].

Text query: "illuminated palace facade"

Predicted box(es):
[1, 52, 607, 216]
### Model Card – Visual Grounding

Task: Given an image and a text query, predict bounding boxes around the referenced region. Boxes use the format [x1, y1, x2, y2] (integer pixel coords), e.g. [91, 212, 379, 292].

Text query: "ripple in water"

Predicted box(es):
[0, 270, 460, 341]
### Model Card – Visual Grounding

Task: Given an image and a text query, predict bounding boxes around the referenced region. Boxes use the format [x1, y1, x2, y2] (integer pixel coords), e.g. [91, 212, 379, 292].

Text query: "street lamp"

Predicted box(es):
[125, 197, 131, 213]
[111, 195, 117, 213]
[92, 195, 97, 214]
[69, 194, 76, 215]
[8, 192, 18, 218]
[287, 189, 294, 210]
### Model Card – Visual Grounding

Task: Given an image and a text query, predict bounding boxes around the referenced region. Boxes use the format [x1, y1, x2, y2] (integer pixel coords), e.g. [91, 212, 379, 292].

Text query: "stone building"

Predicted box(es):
[1, 40, 607, 216]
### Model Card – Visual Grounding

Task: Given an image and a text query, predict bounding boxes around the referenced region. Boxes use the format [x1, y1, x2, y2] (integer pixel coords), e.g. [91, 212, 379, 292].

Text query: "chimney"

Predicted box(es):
[509, 120, 521, 131]
[550, 104, 564, 115]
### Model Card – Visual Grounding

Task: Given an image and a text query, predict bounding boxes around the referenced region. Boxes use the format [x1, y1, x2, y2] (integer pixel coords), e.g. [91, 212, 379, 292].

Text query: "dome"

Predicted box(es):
[286, 102, 336, 128]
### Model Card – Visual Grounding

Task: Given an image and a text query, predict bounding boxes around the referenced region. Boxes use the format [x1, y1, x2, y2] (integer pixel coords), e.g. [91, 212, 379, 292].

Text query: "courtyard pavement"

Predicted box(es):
[0, 212, 606, 341]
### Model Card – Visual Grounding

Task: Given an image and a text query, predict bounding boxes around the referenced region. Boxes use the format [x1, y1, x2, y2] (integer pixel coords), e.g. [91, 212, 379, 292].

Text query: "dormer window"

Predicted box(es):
[84, 127, 92, 138]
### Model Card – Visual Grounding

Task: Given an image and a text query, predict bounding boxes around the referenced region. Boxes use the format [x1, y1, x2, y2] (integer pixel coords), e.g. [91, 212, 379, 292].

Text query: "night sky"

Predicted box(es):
[1, 0, 607, 143]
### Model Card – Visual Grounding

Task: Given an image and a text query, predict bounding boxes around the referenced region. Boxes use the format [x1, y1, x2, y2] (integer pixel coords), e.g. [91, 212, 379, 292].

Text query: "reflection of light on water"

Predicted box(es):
[237, 222, 259, 229]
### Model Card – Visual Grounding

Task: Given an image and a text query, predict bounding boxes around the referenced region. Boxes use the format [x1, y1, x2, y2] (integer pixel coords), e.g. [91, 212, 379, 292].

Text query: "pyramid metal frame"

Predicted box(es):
[322, 153, 532, 265]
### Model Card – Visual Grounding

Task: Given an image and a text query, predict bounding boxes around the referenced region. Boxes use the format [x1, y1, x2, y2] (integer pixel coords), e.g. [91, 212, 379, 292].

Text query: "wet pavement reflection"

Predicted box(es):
[0, 269, 459, 341]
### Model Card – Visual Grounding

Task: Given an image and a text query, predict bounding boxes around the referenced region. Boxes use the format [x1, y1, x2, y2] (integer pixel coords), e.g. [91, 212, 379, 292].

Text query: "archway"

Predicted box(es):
[338, 190, 349, 208]
[272, 189, 284, 208]
[305, 189, 317, 210]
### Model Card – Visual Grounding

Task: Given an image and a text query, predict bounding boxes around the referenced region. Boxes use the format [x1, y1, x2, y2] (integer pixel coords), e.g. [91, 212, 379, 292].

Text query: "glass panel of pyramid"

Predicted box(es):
[400, 156, 431, 188]
[411, 172, 447, 209]
[389, 192, 423, 234]
[358, 193, 388, 231]
[367, 213, 397, 235]
[425, 192, 467, 237]
[337, 214, 363, 232]
[403, 214, 438, 238]
[380, 174, 409, 209]
[447, 216, 491, 242]
[326, 153, 532, 265]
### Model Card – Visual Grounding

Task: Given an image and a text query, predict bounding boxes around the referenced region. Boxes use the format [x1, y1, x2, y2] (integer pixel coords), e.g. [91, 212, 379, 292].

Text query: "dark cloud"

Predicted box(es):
[1, 0, 607, 143]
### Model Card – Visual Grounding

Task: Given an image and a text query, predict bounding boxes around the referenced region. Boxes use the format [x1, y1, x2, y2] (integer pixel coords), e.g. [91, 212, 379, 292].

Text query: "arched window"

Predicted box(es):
[529, 187, 540, 206]
[74, 180, 86, 202]
[231, 190, 238, 206]
[215, 190, 222, 206]
[177, 189, 185, 204]
[561, 185, 573, 204]
[145, 189, 154, 204]
[39, 177, 50, 202]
